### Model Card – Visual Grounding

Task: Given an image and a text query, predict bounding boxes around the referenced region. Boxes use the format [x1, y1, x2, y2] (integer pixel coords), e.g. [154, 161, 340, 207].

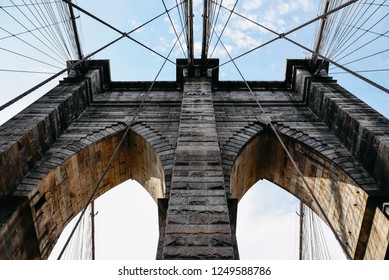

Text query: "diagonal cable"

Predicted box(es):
[208, 0, 239, 60]
[62, 0, 185, 68]
[0, 69, 57, 74]
[162, 0, 186, 57]
[31, 0, 74, 60]
[331, 47, 389, 69]
[331, 68, 389, 74]
[174, 0, 188, 48]
[0, 34, 125, 112]
[0, 1, 60, 9]
[338, 21, 389, 38]
[1, 6, 67, 64]
[1, 0, 188, 112]
[210, 0, 358, 70]
[209, 0, 389, 95]
[282, 35, 389, 94]
[0, 46, 62, 69]
[330, 0, 387, 59]
[0, 18, 71, 42]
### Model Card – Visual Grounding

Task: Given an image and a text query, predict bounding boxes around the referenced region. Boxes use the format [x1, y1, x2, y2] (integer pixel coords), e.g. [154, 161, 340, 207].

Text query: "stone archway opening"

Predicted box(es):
[49, 179, 159, 260]
[0, 121, 168, 259]
[236, 179, 346, 259]
[230, 128, 376, 259]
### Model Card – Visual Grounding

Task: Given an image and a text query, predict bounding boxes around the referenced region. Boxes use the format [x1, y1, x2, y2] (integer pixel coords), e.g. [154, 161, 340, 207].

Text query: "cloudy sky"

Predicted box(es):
[1, 0, 388, 260]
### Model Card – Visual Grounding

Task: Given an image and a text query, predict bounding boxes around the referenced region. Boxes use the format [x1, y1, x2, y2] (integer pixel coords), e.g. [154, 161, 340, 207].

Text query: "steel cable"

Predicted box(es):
[31, 0, 73, 60]
[1, 5, 66, 64]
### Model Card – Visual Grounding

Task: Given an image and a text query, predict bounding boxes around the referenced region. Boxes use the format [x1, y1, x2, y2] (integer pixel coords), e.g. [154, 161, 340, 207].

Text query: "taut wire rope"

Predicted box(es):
[162, 0, 187, 58]
[0, 0, 186, 112]
[0, 34, 125, 112]
[61, 0, 185, 68]
[209, 0, 357, 71]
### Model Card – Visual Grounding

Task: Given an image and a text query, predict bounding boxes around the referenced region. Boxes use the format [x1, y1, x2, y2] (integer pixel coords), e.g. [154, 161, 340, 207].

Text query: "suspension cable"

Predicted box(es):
[0, 0, 189, 112]
[162, 0, 186, 58]
[210, 0, 388, 95]
[331, 68, 389, 74]
[210, 0, 357, 71]
[208, 0, 225, 51]
[332, 5, 389, 61]
[22, 0, 72, 60]
[0, 18, 71, 42]
[0, 46, 62, 69]
[42, 0, 74, 60]
[328, 0, 386, 60]
[0, 34, 125, 112]
[9, 0, 72, 61]
[207, 0, 239, 60]
[327, 0, 366, 58]
[174, 0, 188, 50]
[1, 5, 68, 64]
[282, 35, 389, 94]
[31, 0, 73, 60]
[331, 47, 389, 69]
[61, 0, 184, 68]
[0, 1, 60, 9]
[339, 20, 389, 38]
[0, 69, 57, 74]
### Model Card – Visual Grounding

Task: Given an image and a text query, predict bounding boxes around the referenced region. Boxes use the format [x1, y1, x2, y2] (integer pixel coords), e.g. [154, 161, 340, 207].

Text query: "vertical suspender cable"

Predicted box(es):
[66, 0, 83, 59]
[312, 0, 331, 63]
[187, 0, 194, 70]
[91, 201, 96, 260]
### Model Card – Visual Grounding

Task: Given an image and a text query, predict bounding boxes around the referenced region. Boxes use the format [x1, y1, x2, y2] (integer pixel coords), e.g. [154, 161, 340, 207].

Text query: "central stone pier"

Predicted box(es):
[160, 76, 238, 259]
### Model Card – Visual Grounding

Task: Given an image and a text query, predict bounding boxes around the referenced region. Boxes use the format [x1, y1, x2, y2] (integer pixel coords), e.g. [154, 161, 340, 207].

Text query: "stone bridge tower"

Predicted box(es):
[0, 59, 389, 260]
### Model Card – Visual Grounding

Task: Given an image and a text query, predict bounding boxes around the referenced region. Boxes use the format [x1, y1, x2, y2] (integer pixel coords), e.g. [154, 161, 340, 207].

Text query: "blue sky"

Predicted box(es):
[1, 0, 388, 260]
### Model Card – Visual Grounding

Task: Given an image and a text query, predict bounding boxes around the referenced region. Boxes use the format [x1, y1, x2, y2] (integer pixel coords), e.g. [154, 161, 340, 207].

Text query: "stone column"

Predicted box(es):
[161, 77, 238, 259]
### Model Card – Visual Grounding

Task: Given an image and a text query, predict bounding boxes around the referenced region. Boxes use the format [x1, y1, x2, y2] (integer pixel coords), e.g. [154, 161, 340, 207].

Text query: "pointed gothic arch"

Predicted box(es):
[230, 127, 387, 259]
[48, 178, 160, 260]
[0, 124, 165, 259]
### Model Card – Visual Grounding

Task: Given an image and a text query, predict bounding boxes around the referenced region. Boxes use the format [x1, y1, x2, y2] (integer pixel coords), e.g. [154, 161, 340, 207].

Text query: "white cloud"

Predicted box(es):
[222, 0, 240, 10]
[237, 180, 346, 260]
[237, 180, 298, 259]
[128, 18, 140, 29]
[277, 0, 315, 15]
[194, 41, 202, 57]
[222, 28, 261, 51]
[233, 15, 261, 31]
[278, 2, 298, 15]
[242, 0, 264, 11]
[298, 0, 316, 12]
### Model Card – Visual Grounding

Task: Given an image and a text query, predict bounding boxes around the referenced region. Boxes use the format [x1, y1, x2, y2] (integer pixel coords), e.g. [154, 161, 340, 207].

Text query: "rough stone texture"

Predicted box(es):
[161, 78, 237, 259]
[0, 197, 40, 259]
[364, 207, 389, 259]
[0, 59, 388, 259]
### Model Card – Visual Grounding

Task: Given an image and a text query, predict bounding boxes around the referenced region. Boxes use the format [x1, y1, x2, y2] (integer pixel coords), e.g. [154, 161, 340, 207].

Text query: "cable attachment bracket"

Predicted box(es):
[256, 115, 271, 127]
